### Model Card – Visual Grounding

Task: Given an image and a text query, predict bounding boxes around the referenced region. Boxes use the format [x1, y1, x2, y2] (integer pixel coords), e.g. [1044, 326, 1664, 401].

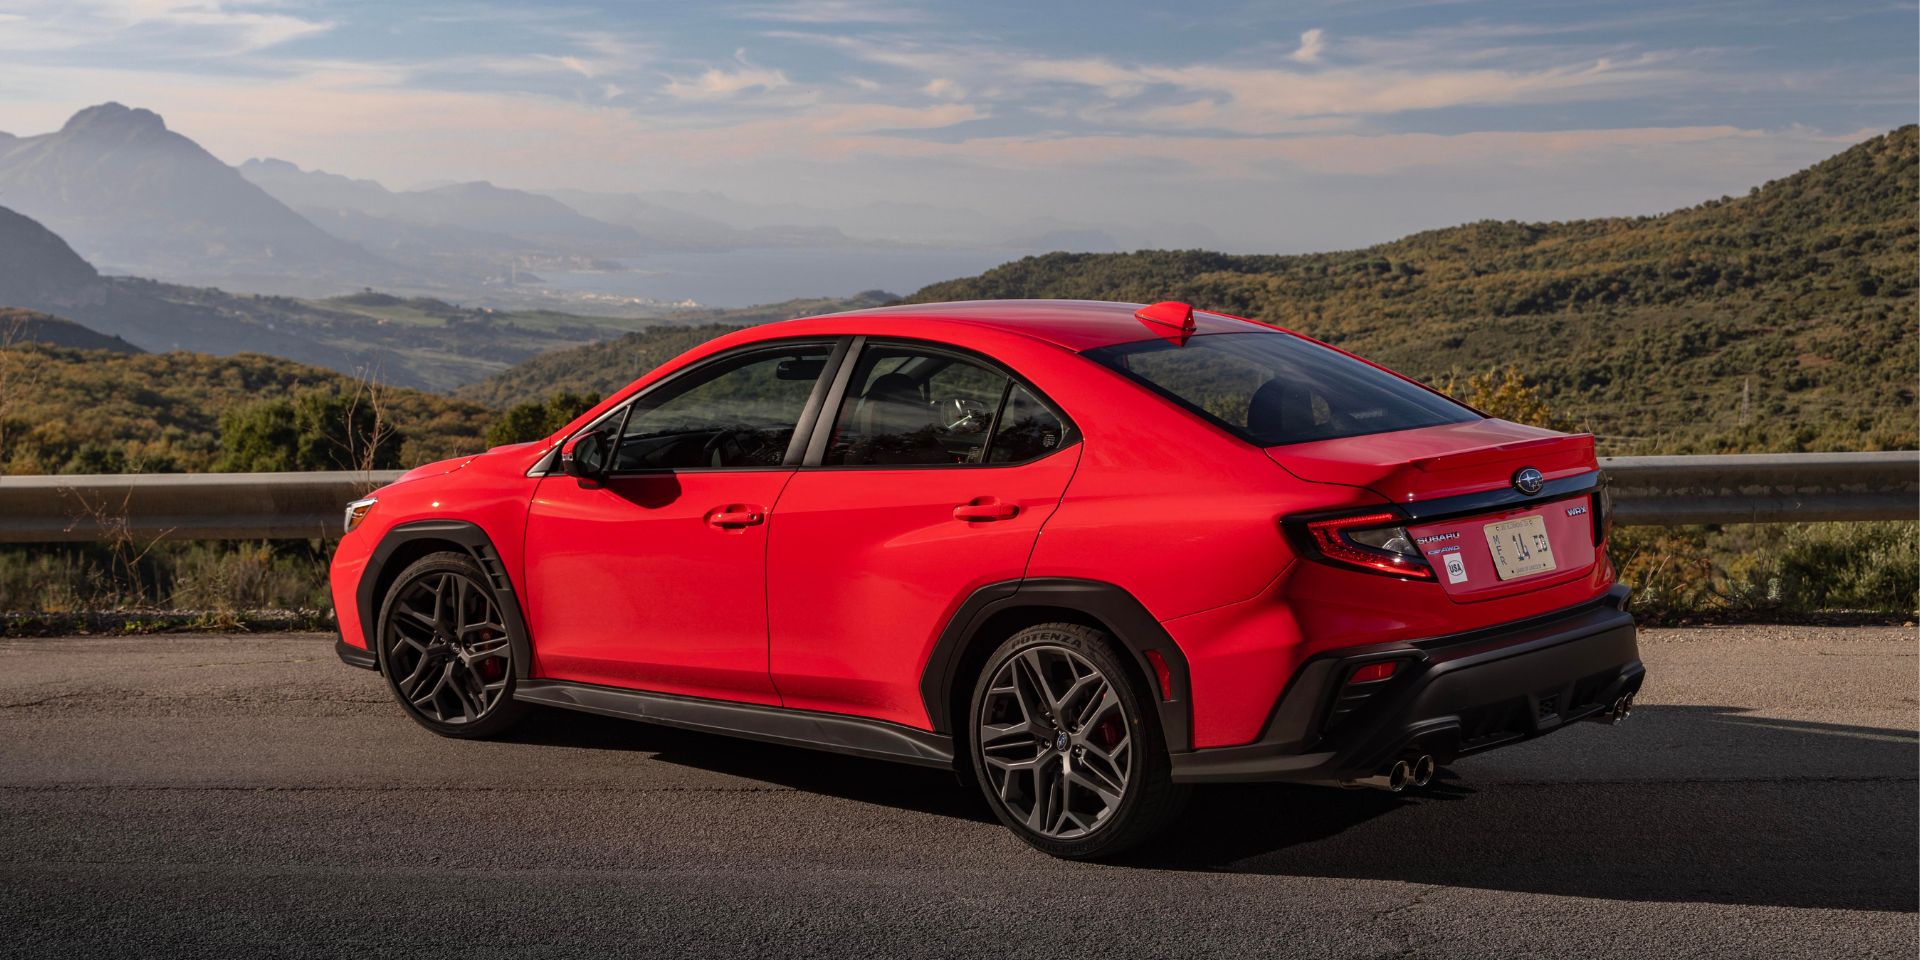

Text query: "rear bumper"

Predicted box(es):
[1169, 585, 1642, 783]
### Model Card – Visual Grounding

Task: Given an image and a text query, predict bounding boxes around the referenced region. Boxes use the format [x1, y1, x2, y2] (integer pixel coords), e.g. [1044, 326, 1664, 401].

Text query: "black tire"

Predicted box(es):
[375, 551, 529, 739]
[967, 622, 1187, 859]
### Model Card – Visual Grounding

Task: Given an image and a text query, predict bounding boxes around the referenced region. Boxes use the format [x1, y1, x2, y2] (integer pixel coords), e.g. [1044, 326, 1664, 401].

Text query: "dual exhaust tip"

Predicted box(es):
[1347, 753, 1436, 793]
[1345, 693, 1636, 793]
[1600, 693, 1635, 724]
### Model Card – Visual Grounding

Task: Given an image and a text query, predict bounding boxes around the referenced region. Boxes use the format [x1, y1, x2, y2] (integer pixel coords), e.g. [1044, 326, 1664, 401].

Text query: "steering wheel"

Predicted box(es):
[702, 425, 777, 467]
[937, 397, 992, 435]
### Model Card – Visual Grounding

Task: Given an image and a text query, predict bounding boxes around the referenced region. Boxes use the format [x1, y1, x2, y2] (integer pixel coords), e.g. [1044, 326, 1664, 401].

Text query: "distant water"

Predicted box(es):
[535, 246, 1019, 308]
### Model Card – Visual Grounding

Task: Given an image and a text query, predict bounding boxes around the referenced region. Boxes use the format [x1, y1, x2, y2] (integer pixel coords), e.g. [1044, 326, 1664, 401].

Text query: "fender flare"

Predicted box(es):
[356, 520, 536, 680]
[920, 578, 1194, 752]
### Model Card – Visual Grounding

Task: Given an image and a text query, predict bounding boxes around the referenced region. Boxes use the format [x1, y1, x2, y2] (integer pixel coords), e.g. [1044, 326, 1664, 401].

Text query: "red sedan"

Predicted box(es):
[330, 299, 1643, 859]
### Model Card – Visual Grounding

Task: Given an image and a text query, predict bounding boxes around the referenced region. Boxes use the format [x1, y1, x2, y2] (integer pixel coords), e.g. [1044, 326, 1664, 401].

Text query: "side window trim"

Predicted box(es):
[545, 336, 850, 476]
[977, 377, 1017, 464]
[800, 336, 1076, 470]
[802, 335, 865, 466]
[782, 337, 853, 467]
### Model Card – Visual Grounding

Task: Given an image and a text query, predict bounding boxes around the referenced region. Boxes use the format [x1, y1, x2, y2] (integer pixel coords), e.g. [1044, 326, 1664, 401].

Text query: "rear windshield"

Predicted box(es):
[1086, 332, 1478, 446]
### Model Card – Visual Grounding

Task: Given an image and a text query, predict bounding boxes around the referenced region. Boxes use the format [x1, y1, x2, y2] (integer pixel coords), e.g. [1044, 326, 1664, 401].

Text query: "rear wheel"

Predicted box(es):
[376, 551, 529, 739]
[968, 623, 1186, 859]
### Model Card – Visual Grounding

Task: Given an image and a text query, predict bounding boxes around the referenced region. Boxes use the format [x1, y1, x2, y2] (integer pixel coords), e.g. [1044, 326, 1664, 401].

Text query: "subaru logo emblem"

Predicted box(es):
[1054, 731, 1069, 751]
[1512, 467, 1545, 495]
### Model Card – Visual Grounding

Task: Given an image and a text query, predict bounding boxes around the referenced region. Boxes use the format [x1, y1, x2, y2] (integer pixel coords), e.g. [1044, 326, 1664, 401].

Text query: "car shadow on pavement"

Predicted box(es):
[507, 706, 996, 823]
[504, 703, 1916, 912]
[1122, 705, 1919, 913]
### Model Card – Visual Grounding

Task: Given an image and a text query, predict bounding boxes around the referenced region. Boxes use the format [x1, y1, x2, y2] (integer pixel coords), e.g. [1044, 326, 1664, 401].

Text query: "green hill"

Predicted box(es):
[907, 127, 1918, 454]
[455, 291, 895, 407]
[0, 343, 490, 474]
[0, 308, 139, 353]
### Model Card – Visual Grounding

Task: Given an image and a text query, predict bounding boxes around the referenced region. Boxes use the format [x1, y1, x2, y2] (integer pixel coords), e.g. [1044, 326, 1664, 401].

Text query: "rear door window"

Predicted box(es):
[1087, 332, 1477, 445]
[821, 344, 1072, 466]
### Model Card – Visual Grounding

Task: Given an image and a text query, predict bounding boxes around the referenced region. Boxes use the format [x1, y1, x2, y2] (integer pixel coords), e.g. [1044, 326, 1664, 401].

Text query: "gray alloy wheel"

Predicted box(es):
[377, 552, 529, 739]
[977, 644, 1133, 839]
[969, 623, 1186, 859]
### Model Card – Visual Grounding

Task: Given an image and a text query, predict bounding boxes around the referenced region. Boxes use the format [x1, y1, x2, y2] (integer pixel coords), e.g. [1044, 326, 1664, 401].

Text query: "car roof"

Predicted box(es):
[790, 298, 1273, 352]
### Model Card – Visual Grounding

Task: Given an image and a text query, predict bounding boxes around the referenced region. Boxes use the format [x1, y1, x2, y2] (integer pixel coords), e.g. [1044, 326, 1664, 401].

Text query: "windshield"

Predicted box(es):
[1087, 332, 1478, 446]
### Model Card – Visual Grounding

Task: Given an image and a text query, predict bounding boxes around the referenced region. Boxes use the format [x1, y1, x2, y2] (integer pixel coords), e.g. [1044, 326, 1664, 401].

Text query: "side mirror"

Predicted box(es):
[560, 426, 614, 483]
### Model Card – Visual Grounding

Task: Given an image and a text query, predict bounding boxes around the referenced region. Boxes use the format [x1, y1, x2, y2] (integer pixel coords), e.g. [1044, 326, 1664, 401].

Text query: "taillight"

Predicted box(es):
[1594, 486, 1613, 546]
[1300, 511, 1435, 580]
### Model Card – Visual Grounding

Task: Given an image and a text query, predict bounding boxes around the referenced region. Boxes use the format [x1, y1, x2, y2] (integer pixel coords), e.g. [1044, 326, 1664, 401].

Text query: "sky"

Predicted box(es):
[0, 0, 1914, 251]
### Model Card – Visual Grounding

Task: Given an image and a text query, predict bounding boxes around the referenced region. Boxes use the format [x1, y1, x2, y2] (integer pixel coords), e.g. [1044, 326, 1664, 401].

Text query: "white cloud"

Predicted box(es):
[922, 78, 965, 100]
[0, 3, 1894, 257]
[0, 0, 334, 55]
[545, 55, 595, 78]
[1290, 28, 1326, 64]
[665, 49, 790, 100]
[783, 31, 1690, 135]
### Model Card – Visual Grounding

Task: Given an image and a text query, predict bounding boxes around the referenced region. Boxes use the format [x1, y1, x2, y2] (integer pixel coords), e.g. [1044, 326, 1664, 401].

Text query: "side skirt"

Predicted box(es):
[514, 680, 956, 769]
[335, 638, 379, 672]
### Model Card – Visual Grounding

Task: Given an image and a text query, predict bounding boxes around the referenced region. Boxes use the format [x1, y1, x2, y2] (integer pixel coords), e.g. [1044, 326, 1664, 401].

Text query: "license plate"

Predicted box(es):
[1483, 514, 1557, 580]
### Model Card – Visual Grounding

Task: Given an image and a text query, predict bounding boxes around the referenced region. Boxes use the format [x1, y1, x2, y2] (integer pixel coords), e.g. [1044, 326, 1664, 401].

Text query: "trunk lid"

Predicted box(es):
[1269, 419, 1602, 602]
[1264, 418, 1597, 504]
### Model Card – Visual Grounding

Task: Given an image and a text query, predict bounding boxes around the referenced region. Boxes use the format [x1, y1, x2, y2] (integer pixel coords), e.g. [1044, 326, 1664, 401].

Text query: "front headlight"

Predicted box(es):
[344, 497, 377, 534]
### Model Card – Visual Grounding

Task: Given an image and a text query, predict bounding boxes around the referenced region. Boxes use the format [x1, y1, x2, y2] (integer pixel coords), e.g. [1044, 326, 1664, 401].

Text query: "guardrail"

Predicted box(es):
[0, 470, 405, 543]
[0, 452, 1911, 543]
[1600, 452, 1916, 525]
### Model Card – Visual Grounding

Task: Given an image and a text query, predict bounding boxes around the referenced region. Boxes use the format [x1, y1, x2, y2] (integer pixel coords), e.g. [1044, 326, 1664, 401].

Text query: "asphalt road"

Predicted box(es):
[1, 625, 1914, 959]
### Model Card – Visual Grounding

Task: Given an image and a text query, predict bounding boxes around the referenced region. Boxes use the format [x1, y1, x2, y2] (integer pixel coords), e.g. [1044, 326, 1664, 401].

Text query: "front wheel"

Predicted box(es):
[968, 623, 1187, 859]
[376, 551, 529, 739]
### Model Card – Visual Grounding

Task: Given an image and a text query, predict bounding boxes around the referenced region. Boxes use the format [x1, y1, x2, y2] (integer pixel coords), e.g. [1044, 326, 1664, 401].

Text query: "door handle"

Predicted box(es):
[953, 497, 1019, 522]
[707, 504, 766, 529]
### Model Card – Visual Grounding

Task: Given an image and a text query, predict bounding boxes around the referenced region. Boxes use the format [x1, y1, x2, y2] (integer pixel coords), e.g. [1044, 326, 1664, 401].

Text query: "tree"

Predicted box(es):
[1440, 365, 1568, 431]
[484, 390, 598, 447]
[216, 385, 404, 472]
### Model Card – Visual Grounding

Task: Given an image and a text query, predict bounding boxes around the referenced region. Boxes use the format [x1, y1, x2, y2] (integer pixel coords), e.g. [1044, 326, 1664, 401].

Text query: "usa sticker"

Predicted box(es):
[1443, 552, 1469, 584]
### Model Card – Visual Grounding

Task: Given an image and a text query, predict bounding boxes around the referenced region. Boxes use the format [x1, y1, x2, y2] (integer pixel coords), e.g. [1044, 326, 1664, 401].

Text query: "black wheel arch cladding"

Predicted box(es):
[922, 578, 1194, 752]
[355, 520, 536, 681]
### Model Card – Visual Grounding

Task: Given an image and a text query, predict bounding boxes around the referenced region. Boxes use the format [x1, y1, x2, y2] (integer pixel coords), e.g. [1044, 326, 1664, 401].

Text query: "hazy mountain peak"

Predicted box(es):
[418, 180, 501, 195]
[0, 104, 389, 293]
[62, 102, 167, 138]
[241, 157, 301, 174]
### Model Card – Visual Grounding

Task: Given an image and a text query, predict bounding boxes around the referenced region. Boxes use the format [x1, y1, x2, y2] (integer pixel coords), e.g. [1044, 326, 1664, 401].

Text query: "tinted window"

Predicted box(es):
[820, 345, 1072, 467]
[988, 383, 1068, 463]
[1087, 332, 1476, 445]
[825, 346, 1007, 466]
[612, 345, 830, 470]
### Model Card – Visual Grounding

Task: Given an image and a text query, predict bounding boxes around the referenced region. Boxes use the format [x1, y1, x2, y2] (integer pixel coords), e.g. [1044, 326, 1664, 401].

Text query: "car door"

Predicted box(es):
[524, 339, 841, 704]
[765, 338, 1081, 728]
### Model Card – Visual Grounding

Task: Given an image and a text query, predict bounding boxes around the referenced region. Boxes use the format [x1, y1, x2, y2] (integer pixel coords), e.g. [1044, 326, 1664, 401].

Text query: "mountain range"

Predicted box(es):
[0, 103, 1139, 304]
[0, 109, 1909, 466]
[0, 104, 392, 295]
[0, 200, 668, 389]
